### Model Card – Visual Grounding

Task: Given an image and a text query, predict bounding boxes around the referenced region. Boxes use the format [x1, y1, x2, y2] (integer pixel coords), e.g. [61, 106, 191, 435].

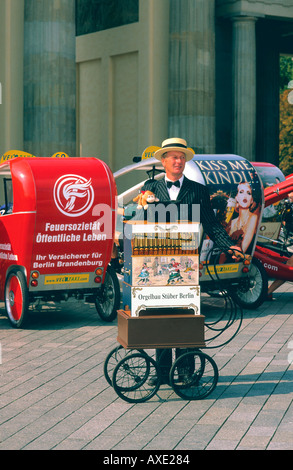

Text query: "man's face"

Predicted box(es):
[161, 151, 186, 180]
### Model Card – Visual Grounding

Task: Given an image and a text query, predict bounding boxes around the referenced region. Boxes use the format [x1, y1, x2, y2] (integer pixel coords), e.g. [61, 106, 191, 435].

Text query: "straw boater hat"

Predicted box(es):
[154, 138, 194, 162]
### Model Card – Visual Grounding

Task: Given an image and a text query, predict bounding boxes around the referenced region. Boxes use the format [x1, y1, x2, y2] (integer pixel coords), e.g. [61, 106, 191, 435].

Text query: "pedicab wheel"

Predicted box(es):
[104, 345, 147, 386]
[5, 270, 29, 328]
[169, 350, 218, 400]
[229, 257, 268, 309]
[95, 265, 120, 322]
[112, 352, 161, 403]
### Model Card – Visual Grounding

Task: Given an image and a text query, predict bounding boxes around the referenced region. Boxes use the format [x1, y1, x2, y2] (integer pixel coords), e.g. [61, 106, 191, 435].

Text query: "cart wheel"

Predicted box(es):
[169, 350, 218, 400]
[95, 265, 120, 322]
[5, 270, 29, 328]
[104, 345, 146, 386]
[112, 353, 161, 403]
[229, 257, 268, 309]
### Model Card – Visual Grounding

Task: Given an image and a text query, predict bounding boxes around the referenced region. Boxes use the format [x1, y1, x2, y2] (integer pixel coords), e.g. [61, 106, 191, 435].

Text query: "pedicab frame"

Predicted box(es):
[254, 174, 293, 284]
[0, 155, 120, 327]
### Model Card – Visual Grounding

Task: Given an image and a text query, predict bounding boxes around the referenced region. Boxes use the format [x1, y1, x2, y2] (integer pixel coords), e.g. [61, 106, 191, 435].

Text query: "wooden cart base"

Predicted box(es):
[117, 309, 205, 349]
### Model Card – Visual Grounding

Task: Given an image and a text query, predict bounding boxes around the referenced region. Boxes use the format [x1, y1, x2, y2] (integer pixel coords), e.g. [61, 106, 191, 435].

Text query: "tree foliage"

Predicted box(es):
[279, 89, 293, 176]
[280, 56, 293, 93]
[279, 56, 293, 176]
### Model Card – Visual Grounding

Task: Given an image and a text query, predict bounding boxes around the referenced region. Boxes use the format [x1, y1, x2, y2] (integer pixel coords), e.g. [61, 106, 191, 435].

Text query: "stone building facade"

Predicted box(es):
[0, 0, 293, 182]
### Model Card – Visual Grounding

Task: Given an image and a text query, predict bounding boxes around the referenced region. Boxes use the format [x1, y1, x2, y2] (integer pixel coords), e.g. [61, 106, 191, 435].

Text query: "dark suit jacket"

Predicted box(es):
[140, 176, 233, 252]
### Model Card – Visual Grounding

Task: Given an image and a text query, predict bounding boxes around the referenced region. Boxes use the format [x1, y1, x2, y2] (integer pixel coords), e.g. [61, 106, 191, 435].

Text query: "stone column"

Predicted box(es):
[24, 0, 76, 157]
[169, 0, 216, 153]
[0, 0, 24, 156]
[232, 16, 257, 160]
[256, 23, 280, 165]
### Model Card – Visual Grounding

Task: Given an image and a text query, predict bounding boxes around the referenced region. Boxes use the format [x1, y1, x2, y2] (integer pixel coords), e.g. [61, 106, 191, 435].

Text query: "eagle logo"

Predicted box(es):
[53, 174, 94, 217]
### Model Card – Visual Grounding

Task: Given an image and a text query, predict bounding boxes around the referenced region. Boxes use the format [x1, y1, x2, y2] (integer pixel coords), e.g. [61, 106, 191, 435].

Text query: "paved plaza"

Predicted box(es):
[0, 280, 292, 451]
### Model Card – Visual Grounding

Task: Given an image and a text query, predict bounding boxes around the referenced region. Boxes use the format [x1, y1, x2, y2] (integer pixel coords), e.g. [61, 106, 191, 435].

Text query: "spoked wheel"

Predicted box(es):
[104, 345, 146, 386]
[95, 265, 120, 322]
[229, 257, 268, 309]
[112, 352, 161, 403]
[5, 270, 29, 328]
[169, 350, 218, 400]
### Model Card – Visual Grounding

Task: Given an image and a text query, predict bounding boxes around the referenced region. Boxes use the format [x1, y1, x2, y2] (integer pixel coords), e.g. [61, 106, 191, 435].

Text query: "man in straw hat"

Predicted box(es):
[141, 137, 241, 256]
[136, 137, 243, 385]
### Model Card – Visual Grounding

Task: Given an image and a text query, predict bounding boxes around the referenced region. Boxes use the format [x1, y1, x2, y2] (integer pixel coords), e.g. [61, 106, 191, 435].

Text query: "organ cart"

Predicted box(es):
[105, 214, 221, 402]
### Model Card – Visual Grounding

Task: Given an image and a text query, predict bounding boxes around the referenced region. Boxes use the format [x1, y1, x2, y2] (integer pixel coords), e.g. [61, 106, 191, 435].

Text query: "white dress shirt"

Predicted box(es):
[165, 175, 184, 200]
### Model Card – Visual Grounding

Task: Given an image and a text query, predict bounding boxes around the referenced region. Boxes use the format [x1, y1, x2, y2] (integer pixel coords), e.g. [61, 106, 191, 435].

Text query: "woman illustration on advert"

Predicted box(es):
[228, 182, 260, 254]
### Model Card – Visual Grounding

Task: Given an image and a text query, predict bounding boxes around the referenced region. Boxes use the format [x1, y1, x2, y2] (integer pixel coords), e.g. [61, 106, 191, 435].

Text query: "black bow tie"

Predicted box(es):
[166, 180, 180, 189]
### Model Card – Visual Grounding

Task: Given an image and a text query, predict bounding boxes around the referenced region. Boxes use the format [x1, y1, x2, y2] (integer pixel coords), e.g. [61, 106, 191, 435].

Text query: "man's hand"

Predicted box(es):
[228, 245, 244, 261]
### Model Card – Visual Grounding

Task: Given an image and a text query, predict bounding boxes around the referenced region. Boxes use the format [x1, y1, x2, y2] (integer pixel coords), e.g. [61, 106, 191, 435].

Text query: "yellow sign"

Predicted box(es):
[0, 150, 35, 163]
[141, 146, 160, 160]
[51, 152, 70, 158]
[205, 264, 239, 275]
[44, 274, 89, 285]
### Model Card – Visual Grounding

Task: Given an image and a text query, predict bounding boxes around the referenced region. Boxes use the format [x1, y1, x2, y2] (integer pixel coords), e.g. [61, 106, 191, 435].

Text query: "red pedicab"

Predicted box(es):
[0, 156, 119, 327]
[254, 176, 293, 285]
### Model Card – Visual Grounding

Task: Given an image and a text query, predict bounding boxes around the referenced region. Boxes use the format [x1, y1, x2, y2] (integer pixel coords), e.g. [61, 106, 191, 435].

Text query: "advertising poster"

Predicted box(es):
[32, 167, 111, 285]
[193, 158, 263, 262]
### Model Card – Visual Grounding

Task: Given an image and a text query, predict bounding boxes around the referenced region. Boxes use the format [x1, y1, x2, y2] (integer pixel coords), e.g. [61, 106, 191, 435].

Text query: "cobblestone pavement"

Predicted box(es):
[0, 282, 292, 451]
